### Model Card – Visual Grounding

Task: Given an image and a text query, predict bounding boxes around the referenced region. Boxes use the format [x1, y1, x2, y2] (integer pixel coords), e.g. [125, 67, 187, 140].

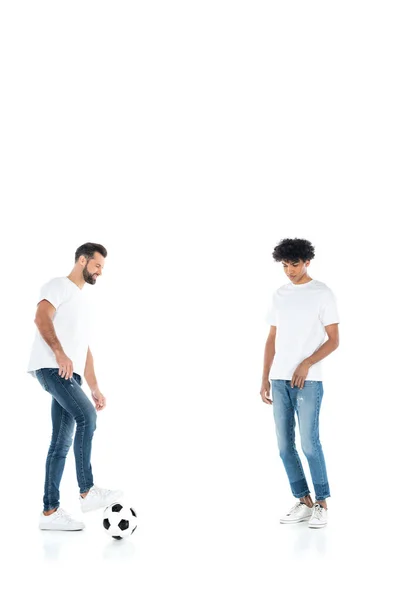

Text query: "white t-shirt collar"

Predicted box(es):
[289, 279, 315, 288]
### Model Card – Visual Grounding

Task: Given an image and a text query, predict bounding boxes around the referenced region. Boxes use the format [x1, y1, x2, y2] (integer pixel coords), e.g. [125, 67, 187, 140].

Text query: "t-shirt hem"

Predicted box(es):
[27, 366, 84, 377]
[270, 376, 323, 381]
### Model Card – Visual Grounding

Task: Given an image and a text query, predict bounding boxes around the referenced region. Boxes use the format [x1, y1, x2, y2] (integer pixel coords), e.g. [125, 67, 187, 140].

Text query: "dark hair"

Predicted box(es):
[75, 243, 108, 263]
[272, 238, 315, 263]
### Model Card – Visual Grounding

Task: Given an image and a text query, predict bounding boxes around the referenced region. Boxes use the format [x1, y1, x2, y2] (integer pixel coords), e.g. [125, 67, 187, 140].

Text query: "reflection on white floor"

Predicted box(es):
[4, 497, 395, 600]
[276, 520, 329, 558]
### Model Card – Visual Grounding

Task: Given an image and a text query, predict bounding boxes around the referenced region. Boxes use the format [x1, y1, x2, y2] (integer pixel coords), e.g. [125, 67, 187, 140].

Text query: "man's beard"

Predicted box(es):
[83, 264, 97, 285]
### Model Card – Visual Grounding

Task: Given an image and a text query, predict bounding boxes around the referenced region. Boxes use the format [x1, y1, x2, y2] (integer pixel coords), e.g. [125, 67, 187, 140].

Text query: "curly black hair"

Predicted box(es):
[75, 242, 107, 263]
[272, 238, 315, 263]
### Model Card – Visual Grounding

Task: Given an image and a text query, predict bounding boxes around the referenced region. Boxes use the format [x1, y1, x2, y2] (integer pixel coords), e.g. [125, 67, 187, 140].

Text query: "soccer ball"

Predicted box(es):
[103, 502, 137, 540]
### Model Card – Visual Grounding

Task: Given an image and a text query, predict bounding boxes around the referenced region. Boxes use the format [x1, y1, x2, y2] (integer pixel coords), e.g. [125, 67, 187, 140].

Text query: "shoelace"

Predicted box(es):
[287, 502, 303, 515]
[312, 504, 324, 520]
[90, 485, 112, 497]
[53, 508, 73, 522]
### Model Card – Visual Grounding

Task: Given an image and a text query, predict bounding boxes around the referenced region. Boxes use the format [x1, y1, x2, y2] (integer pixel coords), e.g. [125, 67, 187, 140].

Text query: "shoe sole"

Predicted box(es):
[308, 523, 327, 529]
[39, 524, 85, 531]
[280, 516, 311, 524]
[80, 491, 124, 513]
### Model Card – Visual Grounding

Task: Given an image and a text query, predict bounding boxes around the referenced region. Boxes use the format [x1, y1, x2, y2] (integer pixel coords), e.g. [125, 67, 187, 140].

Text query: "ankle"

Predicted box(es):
[300, 495, 314, 508]
[81, 488, 92, 499]
[316, 501, 328, 509]
[43, 508, 57, 516]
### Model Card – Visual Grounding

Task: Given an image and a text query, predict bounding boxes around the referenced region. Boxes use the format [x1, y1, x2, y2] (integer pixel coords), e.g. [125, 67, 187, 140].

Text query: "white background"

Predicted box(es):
[1, 1, 399, 598]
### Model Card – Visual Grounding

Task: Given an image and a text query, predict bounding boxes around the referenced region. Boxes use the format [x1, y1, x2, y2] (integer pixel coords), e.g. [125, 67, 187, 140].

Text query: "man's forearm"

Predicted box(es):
[35, 316, 64, 355]
[262, 338, 276, 381]
[84, 348, 98, 391]
[303, 338, 339, 368]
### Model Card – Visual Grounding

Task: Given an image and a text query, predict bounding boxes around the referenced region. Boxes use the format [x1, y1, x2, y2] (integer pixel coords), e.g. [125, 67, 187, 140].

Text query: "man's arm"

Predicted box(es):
[84, 347, 98, 391]
[34, 300, 62, 354]
[85, 347, 106, 411]
[291, 323, 339, 388]
[260, 326, 276, 405]
[303, 323, 339, 368]
[34, 300, 73, 379]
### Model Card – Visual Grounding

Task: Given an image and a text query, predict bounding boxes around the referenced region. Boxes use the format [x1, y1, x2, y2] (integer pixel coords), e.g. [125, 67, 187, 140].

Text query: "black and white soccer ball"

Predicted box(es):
[103, 502, 137, 540]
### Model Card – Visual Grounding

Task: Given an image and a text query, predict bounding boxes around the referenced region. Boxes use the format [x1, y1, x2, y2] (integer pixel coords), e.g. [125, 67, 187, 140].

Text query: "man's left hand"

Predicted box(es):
[92, 388, 107, 411]
[291, 361, 310, 389]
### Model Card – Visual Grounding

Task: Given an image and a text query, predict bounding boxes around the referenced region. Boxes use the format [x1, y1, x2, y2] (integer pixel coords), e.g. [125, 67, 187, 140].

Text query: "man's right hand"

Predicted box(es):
[55, 350, 74, 380]
[260, 379, 272, 405]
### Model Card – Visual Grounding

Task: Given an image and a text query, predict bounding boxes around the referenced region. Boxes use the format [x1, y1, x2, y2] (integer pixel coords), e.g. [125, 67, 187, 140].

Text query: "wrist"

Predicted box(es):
[85, 377, 98, 392]
[303, 358, 313, 367]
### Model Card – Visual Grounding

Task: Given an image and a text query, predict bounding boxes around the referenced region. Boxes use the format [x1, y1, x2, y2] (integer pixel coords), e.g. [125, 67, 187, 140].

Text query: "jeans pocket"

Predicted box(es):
[50, 369, 71, 388]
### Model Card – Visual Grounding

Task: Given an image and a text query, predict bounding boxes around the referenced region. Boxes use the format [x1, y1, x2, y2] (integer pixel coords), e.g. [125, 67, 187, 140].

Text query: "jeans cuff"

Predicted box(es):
[43, 504, 60, 512]
[293, 489, 311, 499]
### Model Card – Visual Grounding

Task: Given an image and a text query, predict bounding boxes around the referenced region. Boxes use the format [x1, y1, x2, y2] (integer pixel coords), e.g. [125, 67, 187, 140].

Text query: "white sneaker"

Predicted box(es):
[308, 503, 328, 528]
[80, 485, 123, 513]
[39, 507, 85, 531]
[280, 501, 313, 524]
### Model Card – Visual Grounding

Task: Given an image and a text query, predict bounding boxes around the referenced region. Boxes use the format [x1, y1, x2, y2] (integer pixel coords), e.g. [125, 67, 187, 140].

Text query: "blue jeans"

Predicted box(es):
[35, 368, 97, 512]
[271, 379, 330, 501]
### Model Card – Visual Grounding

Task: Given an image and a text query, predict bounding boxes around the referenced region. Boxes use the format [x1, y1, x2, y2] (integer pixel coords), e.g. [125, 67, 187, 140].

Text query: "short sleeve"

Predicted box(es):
[38, 279, 67, 311]
[265, 294, 277, 326]
[320, 290, 340, 326]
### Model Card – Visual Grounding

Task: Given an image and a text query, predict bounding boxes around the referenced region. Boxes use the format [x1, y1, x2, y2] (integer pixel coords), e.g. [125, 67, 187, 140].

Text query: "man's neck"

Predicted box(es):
[67, 273, 85, 290]
[293, 275, 313, 285]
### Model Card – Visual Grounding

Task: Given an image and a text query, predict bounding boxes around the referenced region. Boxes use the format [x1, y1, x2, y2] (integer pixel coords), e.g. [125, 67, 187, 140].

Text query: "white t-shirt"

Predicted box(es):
[27, 277, 91, 378]
[265, 279, 339, 381]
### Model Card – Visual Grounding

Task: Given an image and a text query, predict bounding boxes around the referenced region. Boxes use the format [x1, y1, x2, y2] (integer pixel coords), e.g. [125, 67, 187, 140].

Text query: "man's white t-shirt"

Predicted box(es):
[266, 279, 339, 381]
[27, 277, 91, 378]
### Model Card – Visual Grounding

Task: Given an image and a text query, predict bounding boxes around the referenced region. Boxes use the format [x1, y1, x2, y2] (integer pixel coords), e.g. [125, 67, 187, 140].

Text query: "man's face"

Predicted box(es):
[82, 252, 105, 285]
[282, 259, 309, 283]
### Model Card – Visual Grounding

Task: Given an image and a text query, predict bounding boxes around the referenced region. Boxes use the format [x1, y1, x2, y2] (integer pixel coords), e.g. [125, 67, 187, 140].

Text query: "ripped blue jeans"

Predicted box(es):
[35, 368, 97, 512]
[271, 379, 330, 501]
